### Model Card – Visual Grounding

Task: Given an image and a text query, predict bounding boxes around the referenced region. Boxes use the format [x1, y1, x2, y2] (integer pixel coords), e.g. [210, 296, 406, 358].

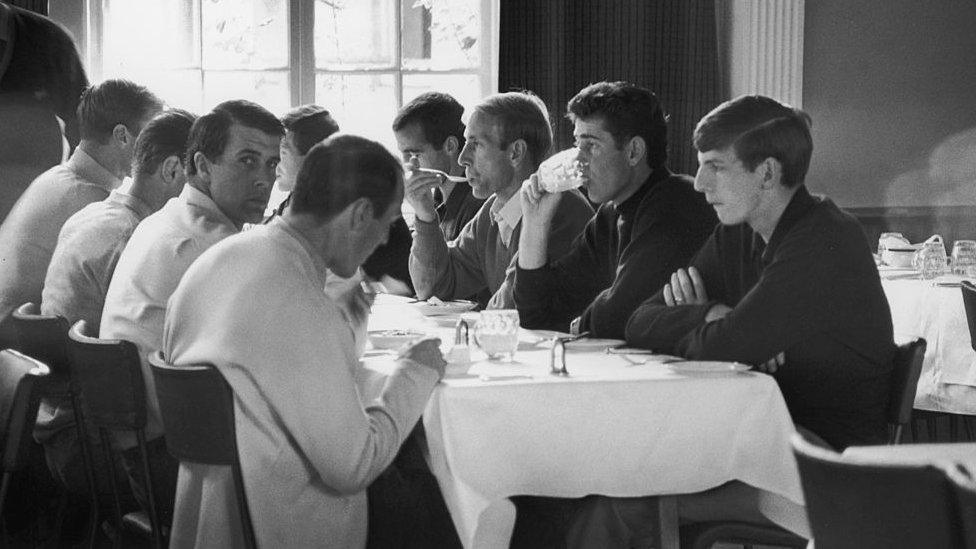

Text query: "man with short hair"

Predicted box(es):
[35, 109, 196, 498]
[162, 134, 446, 548]
[0, 78, 162, 337]
[393, 92, 484, 241]
[100, 99, 283, 524]
[408, 91, 593, 308]
[515, 81, 717, 338]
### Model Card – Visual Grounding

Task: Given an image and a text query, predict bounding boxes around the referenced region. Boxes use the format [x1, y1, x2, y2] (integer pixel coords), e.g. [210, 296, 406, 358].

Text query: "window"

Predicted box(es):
[91, 0, 497, 150]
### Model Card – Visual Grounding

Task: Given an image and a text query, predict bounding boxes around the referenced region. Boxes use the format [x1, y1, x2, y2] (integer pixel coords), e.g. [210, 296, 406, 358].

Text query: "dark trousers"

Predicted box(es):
[120, 436, 179, 527]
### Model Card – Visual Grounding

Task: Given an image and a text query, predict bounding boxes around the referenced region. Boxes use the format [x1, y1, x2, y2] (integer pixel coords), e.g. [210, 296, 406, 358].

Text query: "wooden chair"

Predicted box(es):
[792, 432, 966, 548]
[8, 303, 100, 542]
[67, 320, 164, 548]
[149, 352, 257, 549]
[888, 338, 926, 444]
[0, 349, 50, 543]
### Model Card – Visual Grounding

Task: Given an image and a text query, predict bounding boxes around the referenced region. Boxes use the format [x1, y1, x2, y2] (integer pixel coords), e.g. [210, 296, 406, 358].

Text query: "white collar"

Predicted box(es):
[490, 192, 523, 247]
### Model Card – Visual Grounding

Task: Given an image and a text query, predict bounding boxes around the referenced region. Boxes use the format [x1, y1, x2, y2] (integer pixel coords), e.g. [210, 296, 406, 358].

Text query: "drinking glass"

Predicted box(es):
[914, 241, 948, 279]
[537, 148, 587, 193]
[951, 240, 976, 276]
[473, 309, 520, 361]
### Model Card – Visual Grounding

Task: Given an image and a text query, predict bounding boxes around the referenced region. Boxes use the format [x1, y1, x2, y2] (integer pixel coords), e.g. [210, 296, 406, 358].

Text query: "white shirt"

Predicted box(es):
[489, 192, 523, 247]
[100, 185, 238, 448]
[162, 217, 438, 549]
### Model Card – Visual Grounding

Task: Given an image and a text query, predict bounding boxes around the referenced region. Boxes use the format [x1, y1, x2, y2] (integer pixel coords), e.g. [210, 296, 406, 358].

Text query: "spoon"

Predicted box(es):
[416, 167, 469, 183]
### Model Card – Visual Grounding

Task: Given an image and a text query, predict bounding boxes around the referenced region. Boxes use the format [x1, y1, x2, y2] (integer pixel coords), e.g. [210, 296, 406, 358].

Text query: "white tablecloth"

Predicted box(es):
[363, 297, 803, 548]
[882, 275, 976, 414]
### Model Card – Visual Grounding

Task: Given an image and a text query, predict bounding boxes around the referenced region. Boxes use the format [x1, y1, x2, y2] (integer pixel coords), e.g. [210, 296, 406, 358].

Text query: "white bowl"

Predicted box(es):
[883, 247, 918, 268]
[368, 329, 424, 350]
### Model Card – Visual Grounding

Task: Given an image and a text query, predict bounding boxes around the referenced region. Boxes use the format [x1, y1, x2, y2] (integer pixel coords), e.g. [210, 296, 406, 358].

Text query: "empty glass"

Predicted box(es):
[473, 309, 520, 361]
[914, 241, 948, 279]
[951, 240, 976, 277]
[537, 148, 587, 193]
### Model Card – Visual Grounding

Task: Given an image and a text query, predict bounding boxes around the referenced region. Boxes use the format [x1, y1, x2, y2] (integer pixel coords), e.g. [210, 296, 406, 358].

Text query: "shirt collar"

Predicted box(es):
[106, 189, 154, 220]
[490, 192, 523, 246]
[181, 184, 239, 229]
[762, 185, 818, 264]
[65, 147, 123, 192]
[616, 167, 671, 218]
[270, 216, 331, 286]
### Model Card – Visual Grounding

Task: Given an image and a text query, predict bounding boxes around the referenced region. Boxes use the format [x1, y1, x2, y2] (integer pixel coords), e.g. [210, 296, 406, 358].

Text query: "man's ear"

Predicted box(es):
[348, 197, 375, 231]
[508, 138, 527, 167]
[159, 155, 182, 184]
[193, 151, 213, 183]
[112, 124, 132, 148]
[443, 135, 460, 156]
[626, 136, 646, 167]
[759, 157, 782, 189]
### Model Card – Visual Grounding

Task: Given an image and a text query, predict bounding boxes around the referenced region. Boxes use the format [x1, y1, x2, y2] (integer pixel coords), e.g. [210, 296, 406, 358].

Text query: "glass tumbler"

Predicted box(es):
[951, 240, 976, 276]
[473, 309, 520, 361]
[914, 241, 948, 280]
[537, 148, 587, 193]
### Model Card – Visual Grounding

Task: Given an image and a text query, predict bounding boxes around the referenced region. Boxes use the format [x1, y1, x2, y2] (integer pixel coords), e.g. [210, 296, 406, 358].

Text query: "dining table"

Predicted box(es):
[358, 295, 804, 549]
[879, 267, 976, 415]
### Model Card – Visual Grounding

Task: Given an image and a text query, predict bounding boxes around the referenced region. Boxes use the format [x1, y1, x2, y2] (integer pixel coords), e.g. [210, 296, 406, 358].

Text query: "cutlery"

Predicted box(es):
[478, 374, 534, 382]
[417, 167, 469, 183]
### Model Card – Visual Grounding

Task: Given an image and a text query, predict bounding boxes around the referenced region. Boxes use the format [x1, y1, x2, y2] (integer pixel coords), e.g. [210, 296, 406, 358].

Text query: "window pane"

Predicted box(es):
[204, 71, 291, 114]
[315, 73, 397, 148]
[102, 0, 199, 71]
[111, 69, 205, 113]
[403, 73, 484, 115]
[402, 0, 482, 70]
[315, 0, 395, 70]
[202, 0, 288, 70]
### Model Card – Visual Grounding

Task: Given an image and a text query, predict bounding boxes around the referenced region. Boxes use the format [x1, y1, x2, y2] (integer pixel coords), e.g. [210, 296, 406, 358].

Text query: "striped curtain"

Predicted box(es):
[6, 0, 47, 15]
[498, 0, 720, 176]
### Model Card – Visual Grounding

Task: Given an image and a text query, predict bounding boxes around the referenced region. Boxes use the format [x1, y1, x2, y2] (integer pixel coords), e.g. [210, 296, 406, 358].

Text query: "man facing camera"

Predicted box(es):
[100, 99, 282, 526]
[393, 92, 484, 241]
[515, 81, 717, 338]
[162, 135, 446, 548]
[35, 109, 195, 498]
[408, 91, 593, 308]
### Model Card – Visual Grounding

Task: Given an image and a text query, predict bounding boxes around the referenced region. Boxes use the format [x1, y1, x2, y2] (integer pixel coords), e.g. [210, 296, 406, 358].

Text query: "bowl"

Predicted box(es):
[883, 247, 919, 269]
[368, 329, 425, 350]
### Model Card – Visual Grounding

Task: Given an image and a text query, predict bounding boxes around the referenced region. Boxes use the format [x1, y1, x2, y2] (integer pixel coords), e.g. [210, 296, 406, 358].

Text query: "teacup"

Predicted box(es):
[883, 247, 919, 268]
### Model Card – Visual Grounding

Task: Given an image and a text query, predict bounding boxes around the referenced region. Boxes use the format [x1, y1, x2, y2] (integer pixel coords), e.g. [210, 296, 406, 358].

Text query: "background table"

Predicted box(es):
[881, 273, 976, 414]
[364, 297, 803, 548]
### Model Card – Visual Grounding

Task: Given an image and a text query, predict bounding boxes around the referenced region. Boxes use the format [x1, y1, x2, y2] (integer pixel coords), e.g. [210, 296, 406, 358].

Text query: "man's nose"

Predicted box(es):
[458, 144, 472, 167]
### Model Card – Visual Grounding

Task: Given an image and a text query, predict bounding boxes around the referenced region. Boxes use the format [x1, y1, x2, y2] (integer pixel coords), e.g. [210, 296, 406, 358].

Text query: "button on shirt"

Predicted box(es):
[0, 147, 122, 323]
[100, 185, 238, 448]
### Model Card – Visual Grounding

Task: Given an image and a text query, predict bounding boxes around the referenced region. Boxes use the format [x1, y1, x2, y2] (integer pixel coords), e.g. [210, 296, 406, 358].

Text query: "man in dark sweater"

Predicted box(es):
[515, 81, 717, 338]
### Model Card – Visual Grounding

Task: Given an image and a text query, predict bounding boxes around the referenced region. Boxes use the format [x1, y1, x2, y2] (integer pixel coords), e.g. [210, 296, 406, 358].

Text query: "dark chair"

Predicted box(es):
[792, 432, 966, 549]
[0, 349, 51, 541]
[149, 351, 257, 549]
[67, 320, 164, 548]
[946, 463, 976, 548]
[8, 303, 100, 541]
[679, 521, 806, 549]
[888, 338, 926, 444]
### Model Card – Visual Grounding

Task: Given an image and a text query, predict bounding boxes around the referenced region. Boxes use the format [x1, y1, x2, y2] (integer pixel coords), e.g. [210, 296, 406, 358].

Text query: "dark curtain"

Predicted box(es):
[6, 0, 47, 16]
[498, 0, 720, 176]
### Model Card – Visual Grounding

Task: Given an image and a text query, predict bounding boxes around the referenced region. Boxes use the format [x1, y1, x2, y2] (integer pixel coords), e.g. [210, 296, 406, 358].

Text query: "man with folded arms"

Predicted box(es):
[162, 135, 447, 548]
[100, 99, 282, 525]
[393, 92, 484, 241]
[577, 95, 894, 544]
[516, 81, 717, 338]
[408, 91, 593, 308]
[0, 79, 162, 338]
[35, 109, 195, 499]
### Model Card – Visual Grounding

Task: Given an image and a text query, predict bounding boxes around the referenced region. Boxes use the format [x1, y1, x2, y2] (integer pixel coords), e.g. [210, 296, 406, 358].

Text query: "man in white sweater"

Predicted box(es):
[162, 134, 447, 548]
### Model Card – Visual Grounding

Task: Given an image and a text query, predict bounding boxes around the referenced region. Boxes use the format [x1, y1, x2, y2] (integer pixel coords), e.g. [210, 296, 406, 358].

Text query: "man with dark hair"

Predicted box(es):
[0, 78, 162, 338]
[35, 109, 195, 500]
[515, 81, 717, 338]
[393, 92, 484, 241]
[162, 134, 446, 548]
[100, 99, 282, 525]
[408, 91, 593, 308]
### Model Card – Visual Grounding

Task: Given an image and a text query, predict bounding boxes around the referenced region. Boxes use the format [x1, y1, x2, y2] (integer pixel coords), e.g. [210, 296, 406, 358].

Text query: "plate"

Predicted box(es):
[564, 338, 626, 351]
[368, 329, 424, 350]
[668, 361, 751, 373]
[413, 300, 477, 316]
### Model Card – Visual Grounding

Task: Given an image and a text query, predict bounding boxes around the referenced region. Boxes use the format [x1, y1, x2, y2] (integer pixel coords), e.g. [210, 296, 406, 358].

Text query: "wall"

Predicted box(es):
[803, 0, 976, 212]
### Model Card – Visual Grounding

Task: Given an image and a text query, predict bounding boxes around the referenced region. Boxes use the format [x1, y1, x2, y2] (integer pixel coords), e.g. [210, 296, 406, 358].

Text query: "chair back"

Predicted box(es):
[0, 349, 50, 472]
[9, 302, 71, 378]
[792, 433, 966, 549]
[149, 352, 257, 549]
[946, 464, 976, 549]
[887, 338, 926, 444]
[961, 281, 976, 352]
[67, 320, 147, 430]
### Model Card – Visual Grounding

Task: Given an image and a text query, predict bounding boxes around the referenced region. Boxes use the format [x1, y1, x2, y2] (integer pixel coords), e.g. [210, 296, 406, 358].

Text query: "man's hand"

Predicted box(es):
[519, 174, 561, 228]
[398, 337, 447, 379]
[754, 352, 786, 374]
[343, 283, 376, 328]
[403, 158, 443, 223]
[663, 266, 708, 306]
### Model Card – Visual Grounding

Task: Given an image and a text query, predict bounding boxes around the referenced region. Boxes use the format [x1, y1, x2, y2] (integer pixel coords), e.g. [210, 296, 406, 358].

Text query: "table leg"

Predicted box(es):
[657, 495, 679, 549]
